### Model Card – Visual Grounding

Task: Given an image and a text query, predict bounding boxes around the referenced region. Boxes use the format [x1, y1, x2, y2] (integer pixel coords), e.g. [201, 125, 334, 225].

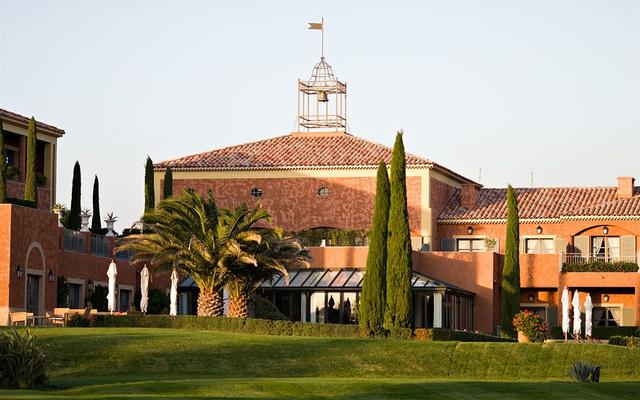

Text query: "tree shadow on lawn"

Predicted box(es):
[3, 378, 640, 400]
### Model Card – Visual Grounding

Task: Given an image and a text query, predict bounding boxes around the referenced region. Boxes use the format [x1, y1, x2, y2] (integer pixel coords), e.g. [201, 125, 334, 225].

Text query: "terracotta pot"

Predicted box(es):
[517, 331, 530, 343]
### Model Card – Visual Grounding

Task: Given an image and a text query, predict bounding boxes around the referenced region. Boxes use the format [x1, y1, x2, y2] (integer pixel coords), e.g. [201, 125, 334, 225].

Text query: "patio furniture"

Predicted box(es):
[10, 311, 34, 326]
[47, 308, 70, 327]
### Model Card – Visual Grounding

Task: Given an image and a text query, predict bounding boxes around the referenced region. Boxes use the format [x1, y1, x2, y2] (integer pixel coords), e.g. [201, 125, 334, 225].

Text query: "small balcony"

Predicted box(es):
[562, 253, 639, 273]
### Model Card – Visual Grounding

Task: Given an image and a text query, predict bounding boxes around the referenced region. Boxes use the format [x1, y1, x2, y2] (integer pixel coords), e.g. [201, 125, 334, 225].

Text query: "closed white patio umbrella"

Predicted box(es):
[140, 265, 150, 314]
[584, 293, 593, 338]
[169, 269, 178, 316]
[107, 260, 118, 313]
[572, 290, 582, 338]
[561, 286, 570, 341]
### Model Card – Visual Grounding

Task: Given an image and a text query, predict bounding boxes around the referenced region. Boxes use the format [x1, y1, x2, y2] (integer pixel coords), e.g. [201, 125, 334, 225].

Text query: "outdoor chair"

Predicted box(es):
[47, 308, 70, 327]
[10, 311, 34, 326]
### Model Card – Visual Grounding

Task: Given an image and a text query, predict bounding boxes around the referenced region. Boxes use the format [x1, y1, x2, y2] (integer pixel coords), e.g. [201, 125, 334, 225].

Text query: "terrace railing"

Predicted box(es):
[91, 234, 110, 257]
[63, 228, 85, 253]
[562, 253, 639, 272]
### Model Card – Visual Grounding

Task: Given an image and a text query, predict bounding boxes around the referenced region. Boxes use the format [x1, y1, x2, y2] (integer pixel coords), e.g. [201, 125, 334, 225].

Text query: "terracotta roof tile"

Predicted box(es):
[155, 133, 472, 183]
[0, 107, 65, 136]
[439, 187, 640, 221]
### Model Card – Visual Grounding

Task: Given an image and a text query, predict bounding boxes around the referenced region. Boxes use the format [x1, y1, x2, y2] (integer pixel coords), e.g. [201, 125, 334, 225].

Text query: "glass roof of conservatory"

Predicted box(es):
[258, 268, 473, 295]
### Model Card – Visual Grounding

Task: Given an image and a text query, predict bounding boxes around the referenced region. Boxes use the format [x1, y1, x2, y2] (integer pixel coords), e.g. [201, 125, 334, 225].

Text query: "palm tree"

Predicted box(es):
[116, 190, 234, 316]
[221, 205, 310, 318]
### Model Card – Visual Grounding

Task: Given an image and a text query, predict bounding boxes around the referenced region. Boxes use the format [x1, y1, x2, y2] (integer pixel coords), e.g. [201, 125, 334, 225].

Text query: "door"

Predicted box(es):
[26, 275, 40, 315]
[119, 290, 131, 312]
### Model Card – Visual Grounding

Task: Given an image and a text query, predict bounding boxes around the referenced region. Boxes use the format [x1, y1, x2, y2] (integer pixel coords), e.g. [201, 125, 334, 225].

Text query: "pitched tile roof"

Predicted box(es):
[439, 187, 640, 222]
[155, 132, 475, 182]
[0, 107, 65, 136]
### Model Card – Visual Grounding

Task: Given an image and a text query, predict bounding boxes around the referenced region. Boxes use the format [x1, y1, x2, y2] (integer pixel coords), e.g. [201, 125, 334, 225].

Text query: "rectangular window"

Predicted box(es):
[591, 236, 620, 260]
[525, 238, 554, 254]
[520, 306, 547, 321]
[456, 238, 485, 252]
[68, 283, 82, 309]
[4, 148, 18, 167]
[593, 306, 621, 327]
[119, 289, 131, 312]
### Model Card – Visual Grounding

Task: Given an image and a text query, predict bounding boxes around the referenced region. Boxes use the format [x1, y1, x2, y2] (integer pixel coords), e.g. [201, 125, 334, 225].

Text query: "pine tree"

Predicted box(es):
[91, 175, 101, 232]
[501, 184, 521, 338]
[24, 117, 37, 205]
[67, 162, 82, 230]
[0, 116, 7, 203]
[163, 167, 173, 199]
[144, 156, 155, 211]
[359, 160, 390, 336]
[384, 132, 413, 330]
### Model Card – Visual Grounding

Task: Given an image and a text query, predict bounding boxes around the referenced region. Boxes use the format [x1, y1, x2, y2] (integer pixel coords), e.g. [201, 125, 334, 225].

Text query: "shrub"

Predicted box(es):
[550, 326, 640, 339]
[569, 361, 600, 383]
[288, 228, 369, 247]
[7, 198, 36, 209]
[56, 275, 69, 307]
[422, 328, 515, 342]
[67, 314, 92, 327]
[609, 336, 626, 346]
[90, 285, 109, 312]
[609, 336, 640, 348]
[562, 261, 639, 273]
[0, 329, 48, 389]
[35, 173, 47, 187]
[253, 296, 288, 320]
[5, 165, 19, 180]
[513, 310, 547, 342]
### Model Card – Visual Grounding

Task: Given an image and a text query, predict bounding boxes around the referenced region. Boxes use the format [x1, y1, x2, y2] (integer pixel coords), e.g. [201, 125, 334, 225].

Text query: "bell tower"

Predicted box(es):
[296, 19, 347, 132]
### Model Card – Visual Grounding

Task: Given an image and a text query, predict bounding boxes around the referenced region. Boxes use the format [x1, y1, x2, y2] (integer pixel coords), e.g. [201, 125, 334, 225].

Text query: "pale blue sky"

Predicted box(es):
[1, 0, 639, 227]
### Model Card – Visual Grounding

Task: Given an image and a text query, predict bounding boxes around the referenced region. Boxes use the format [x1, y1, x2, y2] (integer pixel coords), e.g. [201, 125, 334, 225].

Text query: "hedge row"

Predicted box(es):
[7, 197, 36, 209]
[92, 315, 510, 342]
[550, 326, 640, 339]
[609, 336, 640, 348]
[562, 261, 639, 273]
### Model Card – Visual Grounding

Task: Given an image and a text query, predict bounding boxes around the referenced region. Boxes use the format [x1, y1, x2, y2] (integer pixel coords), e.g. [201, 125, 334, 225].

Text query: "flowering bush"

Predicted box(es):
[513, 310, 547, 343]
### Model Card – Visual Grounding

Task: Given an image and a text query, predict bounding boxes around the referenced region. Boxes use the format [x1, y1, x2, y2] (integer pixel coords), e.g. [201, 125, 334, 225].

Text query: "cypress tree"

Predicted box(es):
[501, 185, 521, 338]
[91, 175, 101, 232]
[144, 156, 155, 211]
[384, 132, 413, 330]
[24, 117, 37, 205]
[163, 167, 173, 199]
[67, 161, 82, 230]
[0, 116, 7, 203]
[359, 160, 390, 336]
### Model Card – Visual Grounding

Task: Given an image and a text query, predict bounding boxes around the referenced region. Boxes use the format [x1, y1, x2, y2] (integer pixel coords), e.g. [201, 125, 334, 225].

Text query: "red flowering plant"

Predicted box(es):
[512, 310, 547, 343]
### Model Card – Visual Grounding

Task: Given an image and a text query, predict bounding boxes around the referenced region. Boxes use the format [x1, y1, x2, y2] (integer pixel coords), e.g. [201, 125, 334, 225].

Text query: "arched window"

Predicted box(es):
[317, 187, 330, 197]
[251, 188, 263, 198]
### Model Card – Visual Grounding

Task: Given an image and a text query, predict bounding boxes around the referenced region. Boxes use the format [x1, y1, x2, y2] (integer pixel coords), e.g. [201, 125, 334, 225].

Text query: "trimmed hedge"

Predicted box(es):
[609, 335, 640, 348]
[550, 326, 640, 339]
[7, 197, 36, 209]
[92, 315, 510, 342]
[562, 261, 639, 273]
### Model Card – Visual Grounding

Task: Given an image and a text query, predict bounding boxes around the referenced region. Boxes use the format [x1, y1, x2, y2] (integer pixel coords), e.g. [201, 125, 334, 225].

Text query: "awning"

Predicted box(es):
[259, 268, 474, 295]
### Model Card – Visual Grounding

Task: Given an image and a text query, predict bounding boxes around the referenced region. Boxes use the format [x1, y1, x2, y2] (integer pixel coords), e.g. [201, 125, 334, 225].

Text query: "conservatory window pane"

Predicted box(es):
[317, 270, 340, 287]
[330, 270, 354, 287]
[289, 270, 312, 287]
[274, 272, 295, 287]
[261, 273, 282, 287]
[344, 270, 364, 287]
[304, 270, 327, 287]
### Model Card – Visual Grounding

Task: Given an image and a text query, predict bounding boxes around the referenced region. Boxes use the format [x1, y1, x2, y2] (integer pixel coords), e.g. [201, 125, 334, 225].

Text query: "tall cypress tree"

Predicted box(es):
[384, 132, 413, 330]
[501, 185, 521, 338]
[67, 161, 82, 230]
[91, 175, 101, 232]
[144, 156, 155, 211]
[359, 160, 390, 336]
[0, 116, 7, 203]
[163, 167, 173, 199]
[24, 117, 37, 205]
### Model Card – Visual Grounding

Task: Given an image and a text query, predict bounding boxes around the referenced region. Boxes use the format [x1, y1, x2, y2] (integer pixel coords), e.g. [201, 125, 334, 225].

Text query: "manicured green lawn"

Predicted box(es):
[1, 327, 639, 399]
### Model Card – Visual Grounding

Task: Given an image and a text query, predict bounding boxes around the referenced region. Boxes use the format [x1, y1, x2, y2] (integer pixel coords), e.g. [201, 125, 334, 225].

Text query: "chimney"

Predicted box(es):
[617, 176, 635, 199]
[461, 184, 481, 209]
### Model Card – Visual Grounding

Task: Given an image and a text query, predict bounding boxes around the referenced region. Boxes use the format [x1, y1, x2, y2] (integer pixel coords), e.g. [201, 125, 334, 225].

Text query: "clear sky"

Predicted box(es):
[1, 0, 639, 228]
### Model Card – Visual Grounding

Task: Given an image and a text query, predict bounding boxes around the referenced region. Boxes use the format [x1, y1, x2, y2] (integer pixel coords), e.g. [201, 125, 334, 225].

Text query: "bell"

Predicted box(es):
[317, 90, 328, 102]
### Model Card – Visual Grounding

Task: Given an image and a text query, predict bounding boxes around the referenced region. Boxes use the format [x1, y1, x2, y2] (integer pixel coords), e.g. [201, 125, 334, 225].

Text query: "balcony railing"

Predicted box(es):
[63, 229, 85, 253]
[91, 234, 110, 257]
[562, 253, 639, 273]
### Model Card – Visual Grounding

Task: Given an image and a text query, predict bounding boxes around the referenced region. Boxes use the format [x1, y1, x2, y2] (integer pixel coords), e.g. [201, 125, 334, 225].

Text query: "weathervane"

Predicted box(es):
[295, 18, 347, 132]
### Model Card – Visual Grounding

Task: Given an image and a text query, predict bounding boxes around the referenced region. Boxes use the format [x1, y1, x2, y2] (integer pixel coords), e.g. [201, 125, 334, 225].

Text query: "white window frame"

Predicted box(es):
[522, 235, 557, 254]
[453, 235, 486, 252]
[592, 303, 624, 326]
[66, 278, 86, 309]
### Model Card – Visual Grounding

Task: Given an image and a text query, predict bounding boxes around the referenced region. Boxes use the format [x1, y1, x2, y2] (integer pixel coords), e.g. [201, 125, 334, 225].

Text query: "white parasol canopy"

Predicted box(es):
[584, 293, 593, 337]
[107, 260, 118, 313]
[140, 265, 150, 314]
[561, 286, 570, 334]
[169, 269, 179, 316]
[572, 290, 581, 335]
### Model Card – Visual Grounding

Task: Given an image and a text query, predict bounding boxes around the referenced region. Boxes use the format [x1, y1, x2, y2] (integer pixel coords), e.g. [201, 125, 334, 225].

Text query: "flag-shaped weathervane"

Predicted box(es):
[308, 18, 325, 57]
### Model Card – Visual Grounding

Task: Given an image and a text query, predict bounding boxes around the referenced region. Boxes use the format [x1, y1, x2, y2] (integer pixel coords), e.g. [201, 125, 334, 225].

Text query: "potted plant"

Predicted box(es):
[104, 212, 118, 237]
[80, 208, 92, 232]
[52, 203, 66, 227]
[5, 165, 19, 181]
[513, 310, 547, 343]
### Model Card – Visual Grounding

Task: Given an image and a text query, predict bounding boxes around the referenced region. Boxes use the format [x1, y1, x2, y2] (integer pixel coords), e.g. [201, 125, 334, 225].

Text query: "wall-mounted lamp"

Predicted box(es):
[48, 269, 55, 283]
[16, 265, 23, 279]
[603, 294, 610, 303]
[536, 226, 543, 235]
[528, 295, 535, 302]
[602, 226, 609, 235]
[87, 278, 94, 292]
[467, 226, 474, 235]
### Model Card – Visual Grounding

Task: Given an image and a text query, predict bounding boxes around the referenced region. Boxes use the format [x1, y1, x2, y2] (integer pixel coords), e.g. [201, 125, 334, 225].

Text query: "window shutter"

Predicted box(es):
[554, 238, 566, 254]
[622, 308, 634, 326]
[441, 239, 455, 252]
[573, 236, 589, 256]
[620, 236, 636, 262]
[519, 238, 526, 254]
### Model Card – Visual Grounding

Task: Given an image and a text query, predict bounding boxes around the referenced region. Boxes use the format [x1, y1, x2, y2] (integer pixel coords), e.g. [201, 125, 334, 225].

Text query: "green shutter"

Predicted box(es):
[573, 236, 589, 256]
[622, 307, 635, 326]
[554, 238, 567, 254]
[441, 239, 455, 252]
[620, 236, 636, 262]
